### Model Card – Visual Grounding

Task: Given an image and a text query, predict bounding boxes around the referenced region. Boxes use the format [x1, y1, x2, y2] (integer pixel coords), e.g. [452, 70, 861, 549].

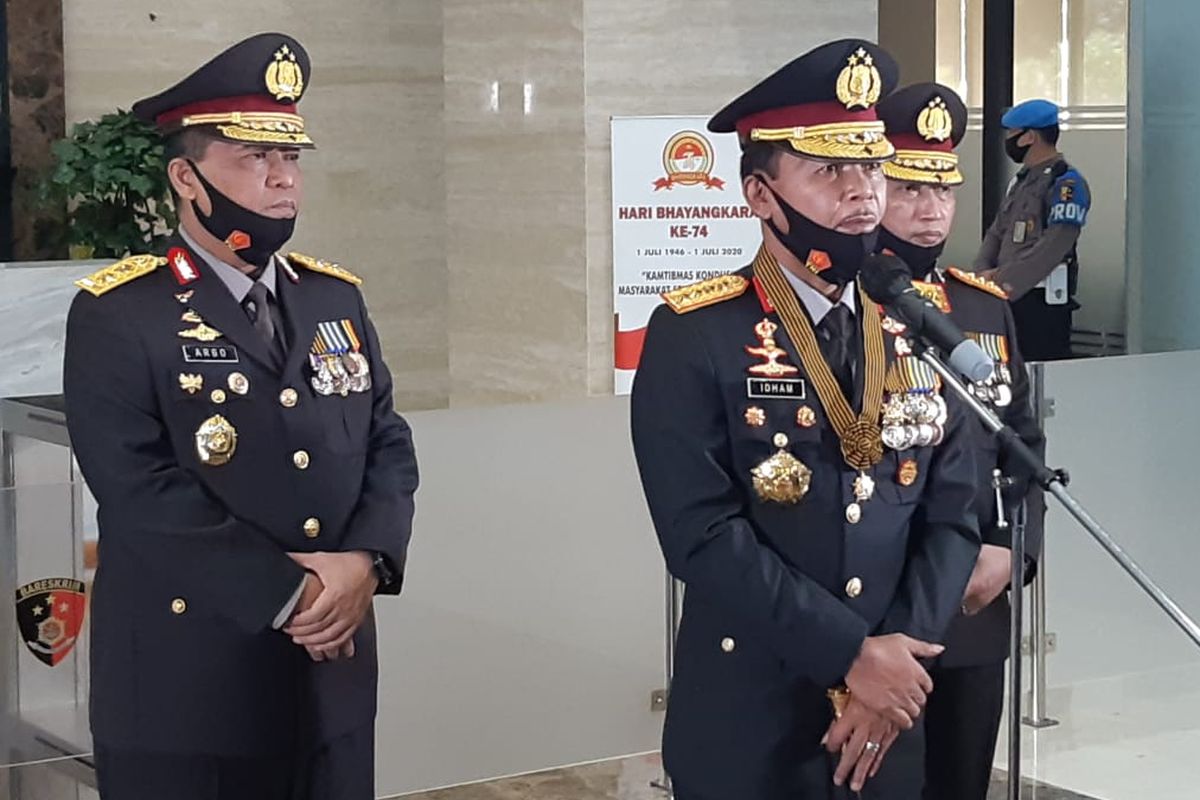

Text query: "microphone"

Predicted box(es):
[860, 254, 994, 383]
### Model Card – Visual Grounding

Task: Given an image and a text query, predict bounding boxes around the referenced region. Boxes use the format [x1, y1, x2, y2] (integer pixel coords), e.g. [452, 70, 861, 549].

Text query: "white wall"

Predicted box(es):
[375, 397, 664, 794]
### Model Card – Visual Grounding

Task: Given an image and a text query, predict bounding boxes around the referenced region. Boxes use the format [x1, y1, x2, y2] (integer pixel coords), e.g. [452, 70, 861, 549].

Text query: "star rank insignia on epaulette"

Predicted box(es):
[946, 267, 1009, 300]
[661, 274, 749, 314]
[286, 252, 363, 286]
[74, 255, 168, 297]
[910, 280, 952, 313]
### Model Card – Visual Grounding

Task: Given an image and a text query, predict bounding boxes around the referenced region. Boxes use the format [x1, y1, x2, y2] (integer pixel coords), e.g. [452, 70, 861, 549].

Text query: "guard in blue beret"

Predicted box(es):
[63, 32, 419, 800]
[632, 39, 981, 800]
[971, 98, 1090, 361]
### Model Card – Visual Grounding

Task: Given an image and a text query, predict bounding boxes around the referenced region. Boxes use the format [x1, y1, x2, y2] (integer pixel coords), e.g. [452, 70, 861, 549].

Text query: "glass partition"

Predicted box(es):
[994, 350, 1200, 799]
[0, 482, 94, 792]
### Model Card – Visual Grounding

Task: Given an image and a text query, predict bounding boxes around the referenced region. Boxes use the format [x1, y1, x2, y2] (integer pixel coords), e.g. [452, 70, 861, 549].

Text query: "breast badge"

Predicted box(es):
[795, 405, 817, 428]
[227, 372, 250, 396]
[178, 323, 224, 342]
[195, 414, 238, 466]
[881, 356, 947, 450]
[897, 459, 919, 487]
[178, 373, 203, 395]
[309, 320, 371, 397]
[744, 407, 766, 428]
[751, 433, 812, 504]
[746, 318, 799, 377]
[965, 332, 1013, 408]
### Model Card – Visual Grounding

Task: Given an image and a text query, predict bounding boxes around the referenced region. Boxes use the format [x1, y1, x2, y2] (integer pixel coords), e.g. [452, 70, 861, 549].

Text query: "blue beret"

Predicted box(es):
[1001, 99, 1060, 130]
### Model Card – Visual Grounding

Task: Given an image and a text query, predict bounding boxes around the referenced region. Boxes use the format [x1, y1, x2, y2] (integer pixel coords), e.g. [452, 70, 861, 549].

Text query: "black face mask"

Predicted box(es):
[188, 161, 297, 268]
[760, 180, 877, 287]
[1005, 131, 1032, 164]
[877, 227, 945, 279]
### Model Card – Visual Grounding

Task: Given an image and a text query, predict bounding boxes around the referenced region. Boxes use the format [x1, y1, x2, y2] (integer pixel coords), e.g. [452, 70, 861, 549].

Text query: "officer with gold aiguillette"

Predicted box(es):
[631, 39, 980, 799]
[877, 82, 1045, 800]
[63, 33, 419, 800]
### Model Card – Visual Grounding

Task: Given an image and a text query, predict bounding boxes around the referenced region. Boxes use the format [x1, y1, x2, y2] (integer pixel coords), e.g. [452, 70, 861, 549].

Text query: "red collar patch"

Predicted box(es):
[167, 247, 200, 286]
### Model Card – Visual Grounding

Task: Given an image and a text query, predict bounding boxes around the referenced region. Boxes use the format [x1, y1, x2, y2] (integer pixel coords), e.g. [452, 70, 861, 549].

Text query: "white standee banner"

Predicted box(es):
[611, 116, 762, 395]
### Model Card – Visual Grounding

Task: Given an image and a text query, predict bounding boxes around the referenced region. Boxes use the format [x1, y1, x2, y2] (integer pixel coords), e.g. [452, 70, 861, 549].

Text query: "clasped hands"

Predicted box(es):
[823, 633, 944, 792]
[283, 551, 378, 663]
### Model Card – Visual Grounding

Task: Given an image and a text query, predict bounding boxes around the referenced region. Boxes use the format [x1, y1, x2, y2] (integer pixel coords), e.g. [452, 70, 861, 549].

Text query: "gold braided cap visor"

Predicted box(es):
[749, 121, 895, 162]
[176, 111, 314, 147]
[882, 148, 963, 185]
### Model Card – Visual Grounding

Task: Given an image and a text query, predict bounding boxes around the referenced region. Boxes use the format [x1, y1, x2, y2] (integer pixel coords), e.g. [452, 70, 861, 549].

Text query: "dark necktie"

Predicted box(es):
[243, 281, 286, 366]
[818, 302, 855, 399]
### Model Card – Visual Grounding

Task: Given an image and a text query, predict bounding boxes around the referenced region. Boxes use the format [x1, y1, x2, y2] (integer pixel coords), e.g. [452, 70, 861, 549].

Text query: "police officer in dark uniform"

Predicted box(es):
[631, 41, 980, 800]
[63, 33, 419, 800]
[877, 83, 1045, 800]
[972, 99, 1091, 361]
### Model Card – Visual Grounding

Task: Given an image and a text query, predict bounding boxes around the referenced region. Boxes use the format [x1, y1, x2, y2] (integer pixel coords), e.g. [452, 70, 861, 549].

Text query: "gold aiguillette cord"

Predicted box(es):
[752, 247, 886, 471]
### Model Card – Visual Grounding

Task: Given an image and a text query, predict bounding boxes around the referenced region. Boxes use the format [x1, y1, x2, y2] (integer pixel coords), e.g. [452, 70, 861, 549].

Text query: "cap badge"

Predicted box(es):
[265, 44, 305, 101]
[835, 47, 882, 110]
[917, 97, 953, 142]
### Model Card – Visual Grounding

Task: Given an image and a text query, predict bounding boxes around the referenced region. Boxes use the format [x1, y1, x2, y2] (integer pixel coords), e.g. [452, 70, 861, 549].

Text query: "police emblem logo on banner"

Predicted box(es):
[653, 131, 726, 191]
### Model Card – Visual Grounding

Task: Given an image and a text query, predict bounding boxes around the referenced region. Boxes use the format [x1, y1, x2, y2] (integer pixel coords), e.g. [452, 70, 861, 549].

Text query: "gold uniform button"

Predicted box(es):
[293, 450, 311, 470]
[210, 388, 227, 404]
[279, 388, 299, 408]
[845, 578, 864, 599]
[171, 598, 187, 615]
[720, 637, 736, 653]
[303, 517, 321, 538]
[845, 502, 862, 524]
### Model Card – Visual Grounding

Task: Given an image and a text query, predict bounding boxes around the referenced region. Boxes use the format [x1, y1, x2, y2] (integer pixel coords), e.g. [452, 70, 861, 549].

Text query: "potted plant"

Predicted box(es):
[39, 110, 176, 259]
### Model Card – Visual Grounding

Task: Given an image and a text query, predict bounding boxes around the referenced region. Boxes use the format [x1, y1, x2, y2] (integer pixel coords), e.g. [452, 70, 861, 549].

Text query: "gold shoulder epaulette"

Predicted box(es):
[947, 267, 1008, 300]
[287, 252, 363, 286]
[661, 274, 748, 314]
[911, 280, 952, 314]
[74, 255, 167, 297]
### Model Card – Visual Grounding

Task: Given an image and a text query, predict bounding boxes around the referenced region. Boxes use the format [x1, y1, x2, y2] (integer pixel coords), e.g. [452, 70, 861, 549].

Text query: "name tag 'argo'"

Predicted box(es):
[182, 345, 240, 364]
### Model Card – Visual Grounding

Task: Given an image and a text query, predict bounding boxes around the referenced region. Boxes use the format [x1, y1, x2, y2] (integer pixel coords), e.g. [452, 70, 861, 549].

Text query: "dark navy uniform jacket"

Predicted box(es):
[63, 234, 418, 757]
[924, 268, 1045, 668]
[630, 263, 979, 799]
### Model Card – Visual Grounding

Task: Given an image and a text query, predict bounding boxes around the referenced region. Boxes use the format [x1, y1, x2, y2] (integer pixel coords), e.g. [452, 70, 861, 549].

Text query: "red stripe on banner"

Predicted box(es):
[614, 325, 648, 371]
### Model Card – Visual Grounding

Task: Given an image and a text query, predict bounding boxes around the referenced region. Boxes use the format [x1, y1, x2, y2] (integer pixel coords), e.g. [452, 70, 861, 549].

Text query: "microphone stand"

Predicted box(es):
[908, 339, 1200, 800]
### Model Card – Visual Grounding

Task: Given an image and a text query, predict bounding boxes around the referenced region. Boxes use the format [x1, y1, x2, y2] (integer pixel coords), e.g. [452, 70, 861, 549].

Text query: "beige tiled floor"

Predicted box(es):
[399, 753, 1096, 800]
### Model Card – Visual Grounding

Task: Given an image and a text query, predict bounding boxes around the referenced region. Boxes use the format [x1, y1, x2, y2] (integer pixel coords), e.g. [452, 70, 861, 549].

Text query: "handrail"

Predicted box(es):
[1023, 364, 1058, 729]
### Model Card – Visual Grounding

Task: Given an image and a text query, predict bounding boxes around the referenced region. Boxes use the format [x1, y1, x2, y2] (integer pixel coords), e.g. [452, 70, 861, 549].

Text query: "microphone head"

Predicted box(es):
[860, 253, 914, 305]
[949, 339, 996, 383]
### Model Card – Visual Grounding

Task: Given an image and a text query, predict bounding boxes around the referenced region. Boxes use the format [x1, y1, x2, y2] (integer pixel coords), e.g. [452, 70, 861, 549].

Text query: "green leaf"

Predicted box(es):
[129, 175, 153, 195]
[36, 109, 174, 256]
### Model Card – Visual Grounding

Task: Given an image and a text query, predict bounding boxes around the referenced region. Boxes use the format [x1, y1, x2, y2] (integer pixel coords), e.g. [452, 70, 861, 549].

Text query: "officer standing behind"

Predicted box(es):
[63, 33, 419, 800]
[972, 99, 1090, 361]
[631, 40, 980, 800]
[877, 83, 1045, 800]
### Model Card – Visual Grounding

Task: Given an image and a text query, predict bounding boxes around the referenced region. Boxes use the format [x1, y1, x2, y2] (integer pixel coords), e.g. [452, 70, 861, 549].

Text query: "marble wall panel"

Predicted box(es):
[55, 0, 879, 408]
[0, 261, 100, 398]
[7, 0, 66, 260]
[443, 0, 587, 406]
[582, 0, 879, 394]
[61, 0, 448, 409]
